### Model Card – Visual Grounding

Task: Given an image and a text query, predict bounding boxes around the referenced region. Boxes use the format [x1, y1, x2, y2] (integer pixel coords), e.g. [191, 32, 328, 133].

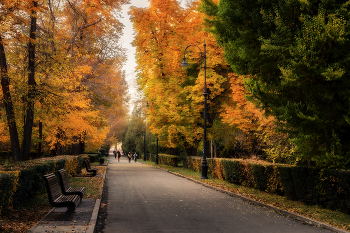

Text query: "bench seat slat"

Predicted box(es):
[58, 169, 86, 199]
[43, 173, 81, 213]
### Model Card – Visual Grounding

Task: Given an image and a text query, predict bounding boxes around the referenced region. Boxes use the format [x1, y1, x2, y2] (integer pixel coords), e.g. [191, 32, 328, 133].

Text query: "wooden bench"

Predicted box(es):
[84, 159, 98, 176]
[43, 173, 81, 213]
[58, 169, 85, 199]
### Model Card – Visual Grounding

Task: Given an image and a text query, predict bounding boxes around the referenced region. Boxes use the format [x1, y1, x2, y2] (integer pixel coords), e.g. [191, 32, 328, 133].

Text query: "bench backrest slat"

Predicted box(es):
[84, 159, 91, 170]
[58, 169, 70, 192]
[44, 173, 62, 201]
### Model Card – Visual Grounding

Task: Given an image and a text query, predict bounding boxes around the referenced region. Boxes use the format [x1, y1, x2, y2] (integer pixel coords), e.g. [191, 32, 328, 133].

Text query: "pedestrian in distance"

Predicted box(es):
[128, 152, 132, 163]
[113, 150, 117, 159]
[117, 150, 121, 162]
[133, 152, 137, 162]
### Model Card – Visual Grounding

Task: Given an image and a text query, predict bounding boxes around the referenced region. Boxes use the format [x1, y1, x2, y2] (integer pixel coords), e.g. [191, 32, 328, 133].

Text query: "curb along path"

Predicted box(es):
[162, 168, 349, 233]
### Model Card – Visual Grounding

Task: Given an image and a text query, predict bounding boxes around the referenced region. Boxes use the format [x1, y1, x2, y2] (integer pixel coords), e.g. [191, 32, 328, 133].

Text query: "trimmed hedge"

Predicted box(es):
[158, 154, 179, 167]
[140, 153, 179, 167]
[83, 154, 99, 163]
[0, 172, 16, 213]
[0, 155, 84, 214]
[140, 153, 156, 162]
[183, 156, 350, 211]
[183, 156, 202, 172]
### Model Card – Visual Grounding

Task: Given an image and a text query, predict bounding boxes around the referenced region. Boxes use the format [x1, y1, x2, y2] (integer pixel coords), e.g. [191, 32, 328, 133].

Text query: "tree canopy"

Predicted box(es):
[201, 0, 350, 168]
[0, 0, 129, 160]
[130, 0, 234, 155]
[130, 0, 291, 161]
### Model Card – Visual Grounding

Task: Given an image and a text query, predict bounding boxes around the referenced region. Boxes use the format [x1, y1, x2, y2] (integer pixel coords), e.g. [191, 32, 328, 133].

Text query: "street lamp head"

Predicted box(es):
[180, 57, 189, 69]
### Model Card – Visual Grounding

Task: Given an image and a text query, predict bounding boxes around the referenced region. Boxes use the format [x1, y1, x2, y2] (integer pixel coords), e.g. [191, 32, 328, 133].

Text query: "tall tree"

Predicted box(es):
[0, 0, 129, 160]
[221, 74, 295, 162]
[0, 35, 21, 161]
[0, 0, 41, 161]
[201, 0, 350, 168]
[22, 0, 38, 160]
[130, 0, 231, 156]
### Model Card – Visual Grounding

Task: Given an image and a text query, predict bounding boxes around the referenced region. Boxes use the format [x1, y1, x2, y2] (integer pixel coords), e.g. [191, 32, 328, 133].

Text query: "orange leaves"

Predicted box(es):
[131, 0, 233, 150]
[220, 74, 295, 160]
[221, 74, 270, 133]
[129, 0, 295, 159]
[0, 0, 129, 154]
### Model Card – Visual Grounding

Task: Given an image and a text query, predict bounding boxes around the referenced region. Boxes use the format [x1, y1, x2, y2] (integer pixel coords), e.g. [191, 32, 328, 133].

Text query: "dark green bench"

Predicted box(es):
[84, 159, 98, 176]
[43, 173, 81, 213]
[58, 169, 85, 199]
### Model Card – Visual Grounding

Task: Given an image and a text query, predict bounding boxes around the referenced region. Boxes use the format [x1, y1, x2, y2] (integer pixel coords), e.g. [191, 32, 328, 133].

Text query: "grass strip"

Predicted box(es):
[70, 166, 106, 199]
[140, 160, 350, 232]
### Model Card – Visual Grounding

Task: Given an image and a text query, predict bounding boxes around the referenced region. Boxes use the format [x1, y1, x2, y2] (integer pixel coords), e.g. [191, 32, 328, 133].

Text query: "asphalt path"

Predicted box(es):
[97, 155, 333, 233]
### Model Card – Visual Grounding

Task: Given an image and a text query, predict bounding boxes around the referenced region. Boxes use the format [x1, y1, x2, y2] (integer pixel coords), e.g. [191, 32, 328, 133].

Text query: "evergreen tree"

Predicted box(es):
[201, 0, 350, 168]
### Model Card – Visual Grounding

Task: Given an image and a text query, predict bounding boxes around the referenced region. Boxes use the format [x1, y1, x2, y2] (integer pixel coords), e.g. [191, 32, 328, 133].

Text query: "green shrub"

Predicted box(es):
[252, 164, 267, 191]
[87, 154, 99, 163]
[185, 157, 202, 172]
[184, 157, 350, 210]
[304, 168, 321, 205]
[221, 159, 242, 185]
[278, 166, 296, 200]
[55, 159, 66, 171]
[207, 158, 225, 180]
[317, 169, 350, 211]
[139, 153, 157, 162]
[12, 168, 36, 209]
[240, 162, 254, 187]
[158, 154, 179, 167]
[291, 166, 319, 204]
[31, 162, 55, 194]
[0, 155, 83, 213]
[265, 165, 283, 195]
[0, 173, 15, 214]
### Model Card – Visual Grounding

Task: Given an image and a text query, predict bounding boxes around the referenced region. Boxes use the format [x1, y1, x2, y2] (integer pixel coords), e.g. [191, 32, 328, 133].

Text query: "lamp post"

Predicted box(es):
[180, 41, 208, 179]
[155, 136, 159, 165]
[144, 130, 146, 161]
[144, 101, 148, 161]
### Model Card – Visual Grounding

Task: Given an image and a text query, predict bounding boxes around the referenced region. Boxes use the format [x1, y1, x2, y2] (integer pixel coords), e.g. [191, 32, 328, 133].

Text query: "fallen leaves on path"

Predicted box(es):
[0, 165, 106, 232]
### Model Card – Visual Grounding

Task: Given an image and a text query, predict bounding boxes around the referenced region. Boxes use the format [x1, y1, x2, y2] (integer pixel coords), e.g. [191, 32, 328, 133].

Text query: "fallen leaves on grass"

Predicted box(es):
[0, 204, 51, 233]
[0, 165, 106, 232]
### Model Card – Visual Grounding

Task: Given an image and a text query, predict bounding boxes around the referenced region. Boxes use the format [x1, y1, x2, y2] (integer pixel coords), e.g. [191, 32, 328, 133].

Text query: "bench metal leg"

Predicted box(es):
[66, 204, 76, 213]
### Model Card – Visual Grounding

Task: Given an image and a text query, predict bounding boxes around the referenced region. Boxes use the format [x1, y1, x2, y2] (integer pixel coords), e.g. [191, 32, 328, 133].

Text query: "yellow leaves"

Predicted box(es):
[220, 74, 295, 161]
[75, 65, 92, 77]
[131, 0, 234, 149]
[0, 122, 10, 148]
[221, 74, 273, 140]
[0, 0, 129, 155]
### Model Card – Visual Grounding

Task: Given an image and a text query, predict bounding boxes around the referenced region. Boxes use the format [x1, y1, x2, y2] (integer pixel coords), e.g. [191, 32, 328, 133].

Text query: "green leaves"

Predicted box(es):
[201, 0, 350, 168]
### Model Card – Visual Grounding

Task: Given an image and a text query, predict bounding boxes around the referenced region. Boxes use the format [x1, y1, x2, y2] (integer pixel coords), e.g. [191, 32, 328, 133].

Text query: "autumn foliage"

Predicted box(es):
[130, 0, 292, 161]
[0, 0, 129, 160]
[131, 0, 231, 155]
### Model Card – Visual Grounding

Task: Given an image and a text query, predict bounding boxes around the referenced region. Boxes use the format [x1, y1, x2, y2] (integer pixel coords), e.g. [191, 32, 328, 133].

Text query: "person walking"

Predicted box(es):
[117, 150, 121, 162]
[128, 152, 132, 163]
[113, 150, 117, 159]
[133, 152, 137, 162]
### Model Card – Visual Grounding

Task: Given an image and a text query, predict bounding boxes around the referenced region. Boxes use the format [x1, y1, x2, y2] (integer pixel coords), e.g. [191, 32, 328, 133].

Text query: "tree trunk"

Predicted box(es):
[185, 146, 197, 157]
[22, 0, 38, 160]
[38, 121, 42, 158]
[0, 36, 21, 161]
[80, 131, 86, 154]
[79, 140, 85, 154]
